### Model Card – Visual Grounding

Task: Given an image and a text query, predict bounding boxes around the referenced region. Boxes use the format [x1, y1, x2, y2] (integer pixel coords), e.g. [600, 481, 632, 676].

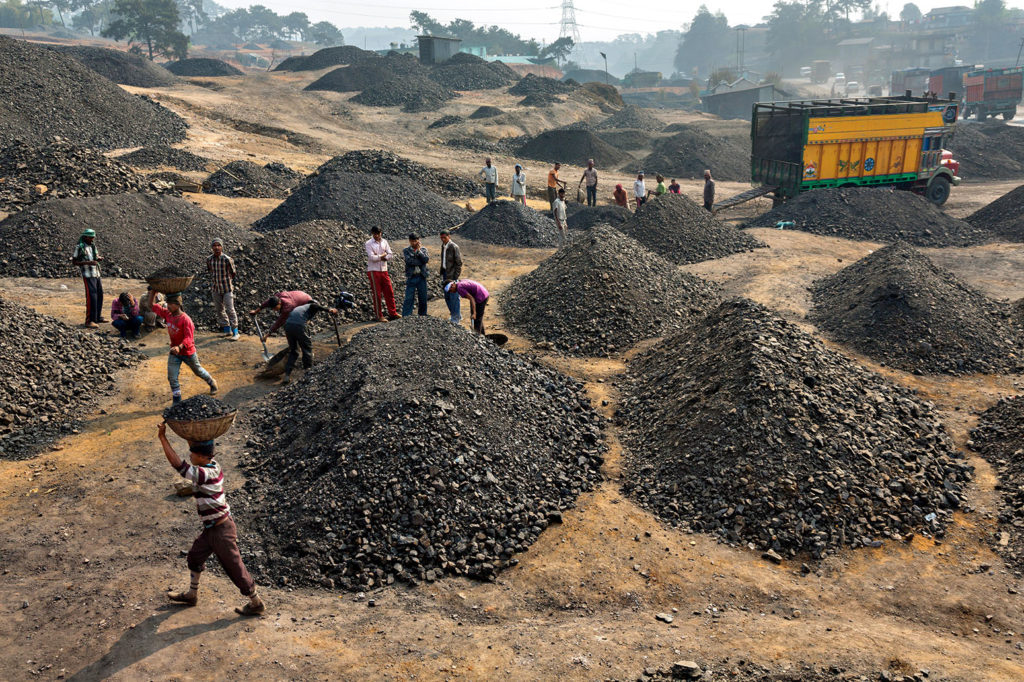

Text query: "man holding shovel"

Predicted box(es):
[250, 290, 312, 340]
[279, 299, 337, 385]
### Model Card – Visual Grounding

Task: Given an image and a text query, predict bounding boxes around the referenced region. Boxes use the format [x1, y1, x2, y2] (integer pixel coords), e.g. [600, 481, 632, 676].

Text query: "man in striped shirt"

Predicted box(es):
[206, 238, 239, 340]
[158, 423, 265, 616]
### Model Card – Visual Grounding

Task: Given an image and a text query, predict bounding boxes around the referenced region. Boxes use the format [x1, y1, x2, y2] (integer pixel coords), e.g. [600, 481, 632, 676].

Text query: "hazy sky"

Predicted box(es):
[218, 0, 1024, 44]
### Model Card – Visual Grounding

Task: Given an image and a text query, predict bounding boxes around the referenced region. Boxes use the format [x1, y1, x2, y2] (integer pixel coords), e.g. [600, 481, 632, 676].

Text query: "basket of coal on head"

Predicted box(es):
[163, 396, 237, 442]
[145, 265, 194, 295]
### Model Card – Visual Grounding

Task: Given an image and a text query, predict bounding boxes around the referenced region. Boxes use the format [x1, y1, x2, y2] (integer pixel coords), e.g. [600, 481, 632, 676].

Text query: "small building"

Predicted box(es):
[417, 35, 462, 65]
[703, 81, 777, 120]
[837, 37, 874, 74]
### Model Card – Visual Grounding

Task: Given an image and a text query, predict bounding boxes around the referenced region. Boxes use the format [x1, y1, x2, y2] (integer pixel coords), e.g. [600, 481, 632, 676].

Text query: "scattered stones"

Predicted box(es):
[315, 150, 479, 199]
[642, 126, 750, 181]
[48, 45, 176, 87]
[655, 613, 674, 623]
[455, 199, 559, 248]
[596, 104, 663, 131]
[468, 105, 504, 120]
[640, 659, 890, 681]
[114, 146, 211, 172]
[204, 161, 302, 198]
[966, 183, 1024, 242]
[518, 129, 632, 169]
[970, 396, 1024, 571]
[163, 394, 233, 422]
[509, 73, 578, 97]
[164, 58, 243, 77]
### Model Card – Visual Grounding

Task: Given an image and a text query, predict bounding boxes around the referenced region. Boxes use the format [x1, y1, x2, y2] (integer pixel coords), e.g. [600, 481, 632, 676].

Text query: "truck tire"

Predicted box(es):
[1003, 111, 1015, 121]
[925, 176, 951, 206]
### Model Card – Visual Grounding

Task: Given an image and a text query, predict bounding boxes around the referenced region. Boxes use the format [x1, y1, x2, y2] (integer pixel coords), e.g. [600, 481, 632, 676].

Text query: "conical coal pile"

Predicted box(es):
[456, 200, 559, 248]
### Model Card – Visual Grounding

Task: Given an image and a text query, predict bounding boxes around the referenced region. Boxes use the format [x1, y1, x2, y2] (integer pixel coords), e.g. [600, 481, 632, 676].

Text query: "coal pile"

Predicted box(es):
[503, 226, 721, 356]
[619, 194, 765, 265]
[596, 129, 651, 150]
[969, 396, 1024, 571]
[114, 145, 211, 172]
[0, 193, 250, 279]
[164, 58, 243, 77]
[518, 130, 632, 169]
[430, 53, 516, 90]
[0, 140, 147, 212]
[350, 78, 457, 112]
[947, 123, 1024, 179]
[304, 62, 414, 93]
[0, 36, 186, 149]
[148, 264, 191, 279]
[810, 242, 1021, 375]
[745, 188, 991, 247]
[236, 316, 605, 589]
[0, 297, 140, 460]
[641, 127, 749, 181]
[620, 298, 972, 559]
[966, 183, 1024, 242]
[204, 160, 301, 198]
[49, 45, 176, 87]
[163, 394, 233, 421]
[456, 200, 558, 248]
[273, 45, 377, 72]
[311, 150, 480, 199]
[577, 82, 624, 109]
[564, 204, 632, 230]
[509, 73, 578, 97]
[469, 105, 504, 120]
[595, 104, 663, 131]
[428, 115, 464, 129]
[519, 92, 560, 107]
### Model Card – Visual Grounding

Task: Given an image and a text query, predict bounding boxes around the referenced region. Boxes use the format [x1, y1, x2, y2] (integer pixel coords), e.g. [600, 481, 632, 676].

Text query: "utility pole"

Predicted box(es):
[735, 26, 747, 78]
[1017, 36, 1024, 67]
[559, 0, 581, 62]
[600, 51, 608, 84]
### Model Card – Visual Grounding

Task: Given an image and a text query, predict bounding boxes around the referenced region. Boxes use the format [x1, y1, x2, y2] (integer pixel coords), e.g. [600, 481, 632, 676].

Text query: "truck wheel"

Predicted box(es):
[925, 176, 951, 205]
[977, 108, 987, 121]
[1003, 112, 1015, 121]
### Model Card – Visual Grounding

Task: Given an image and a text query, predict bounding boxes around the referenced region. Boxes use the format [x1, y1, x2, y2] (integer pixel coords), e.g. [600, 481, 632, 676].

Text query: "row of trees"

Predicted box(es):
[409, 11, 538, 56]
[191, 5, 342, 48]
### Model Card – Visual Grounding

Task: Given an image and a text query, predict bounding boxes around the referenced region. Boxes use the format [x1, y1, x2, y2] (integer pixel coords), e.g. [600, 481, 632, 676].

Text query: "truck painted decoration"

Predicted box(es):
[961, 66, 1022, 121]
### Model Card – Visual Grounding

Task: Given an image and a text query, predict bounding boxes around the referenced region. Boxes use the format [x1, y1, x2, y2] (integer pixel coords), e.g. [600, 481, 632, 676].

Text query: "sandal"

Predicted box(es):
[167, 591, 197, 606]
[235, 600, 265, 617]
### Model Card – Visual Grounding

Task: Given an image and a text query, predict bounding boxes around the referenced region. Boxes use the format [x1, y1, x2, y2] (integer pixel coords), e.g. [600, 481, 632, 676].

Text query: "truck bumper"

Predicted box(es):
[951, 175, 962, 186]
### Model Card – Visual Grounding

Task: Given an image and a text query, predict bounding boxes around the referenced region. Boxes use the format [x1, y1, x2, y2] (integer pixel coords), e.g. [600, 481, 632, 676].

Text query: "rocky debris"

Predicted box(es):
[947, 122, 1024, 180]
[236, 316, 605, 590]
[640, 659, 901, 681]
[163, 394, 233, 422]
[620, 298, 972, 559]
[509, 73, 578, 97]
[565, 204, 632, 230]
[443, 136, 528, 156]
[468, 105, 504, 119]
[114, 145, 211, 172]
[966, 183, 1024, 242]
[596, 104, 663, 131]
[746, 188, 991, 247]
[0, 36, 186, 149]
[0, 297, 140, 460]
[164, 58, 243, 77]
[0, 140, 148, 212]
[204, 161, 302, 198]
[0, 193, 250, 279]
[299, 150, 479, 200]
[351, 78, 458, 113]
[428, 115, 464, 129]
[502, 226, 721, 356]
[596, 129, 652, 151]
[519, 92, 561, 107]
[810, 242, 1022, 375]
[273, 45, 378, 72]
[518, 130, 632, 169]
[642, 126, 749, 181]
[430, 53, 517, 90]
[147, 264, 192, 279]
[619, 194, 765, 265]
[456, 200, 559, 248]
[969, 396, 1024, 571]
[48, 45, 176, 87]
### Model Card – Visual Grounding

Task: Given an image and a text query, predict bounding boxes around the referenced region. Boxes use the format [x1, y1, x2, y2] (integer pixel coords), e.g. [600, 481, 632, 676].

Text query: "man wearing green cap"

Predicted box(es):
[71, 229, 104, 328]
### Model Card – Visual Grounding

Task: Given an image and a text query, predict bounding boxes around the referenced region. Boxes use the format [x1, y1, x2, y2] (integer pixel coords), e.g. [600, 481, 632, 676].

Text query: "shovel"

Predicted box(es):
[251, 316, 273, 363]
[331, 314, 343, 347]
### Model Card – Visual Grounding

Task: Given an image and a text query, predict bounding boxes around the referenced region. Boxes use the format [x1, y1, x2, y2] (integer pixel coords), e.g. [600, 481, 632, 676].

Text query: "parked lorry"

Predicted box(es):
[961, 66, 1023, 120]
[890, 67, 930, 96]
[812, 60, 831, 84]
[929, 65, 974, 101]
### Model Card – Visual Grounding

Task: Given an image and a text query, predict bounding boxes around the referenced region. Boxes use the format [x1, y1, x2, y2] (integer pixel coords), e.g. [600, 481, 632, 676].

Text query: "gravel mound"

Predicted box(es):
[163, 394, 233, 421]
[519, 92, 560, 107]
[620, 298, 972, 559]
[0, 36, 186, 149]
[518, 129, 631, 169]
[114, 145, 211, 172]
[430, 54, 516, 90]
[966, 183, 1024, 242]
[204, 160, 301, 198]
[619, 194, 765, 264]
[0, 297, 140, 460]
[596, 129, 651, 151]
[469, 105, 504, 119]
[577, 82, 624, 108]
[455, 200, 558, 248]
[947, 123, 1024, 179]
[509, 73, 578, 97]
[351, 78, 457, 112]
[49, 45, 176, 87]
[502, 226, 721, 356]
[564, 204, 632, 230]
[969, 396, 1024, 571]
[236, 316, 605, 589]
[273, 45, 378, 72]
[809, 242, 1021, 375]
[0, 140, 147, 212]
[164, 58, 243, 77]
[596, 104, 662, 131]
[745, 188, 991, 247]
[428, 115, 463, 129]
[641, 126, 749, 181]
[304, 62, 410, 93]
[0, 193, 249, 279]
[311, 150, 479, 199]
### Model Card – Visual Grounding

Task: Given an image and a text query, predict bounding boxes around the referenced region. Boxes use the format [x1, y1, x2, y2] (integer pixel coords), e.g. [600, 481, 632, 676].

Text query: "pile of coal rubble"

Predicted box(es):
[114, 145, 211, 172]
[316, 150, 479, 199]
[204, 160, 302, 198]
[163, 394, 234, 421]
[455, 200, 559, 248]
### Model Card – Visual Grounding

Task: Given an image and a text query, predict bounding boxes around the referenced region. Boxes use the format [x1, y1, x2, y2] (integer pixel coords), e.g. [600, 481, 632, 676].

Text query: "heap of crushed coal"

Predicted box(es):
[576, 82, 624, 109]
[0, 193, 249, 279]
[455, 200, 558, 248]
[114, 145, 211, 172]
[304, 59, 423, 93]
[163, 394, 233, 422]
[518, 129, 631, 169]
[164, 58, 243, 77]
[351, 78, 457, 113]
[596, 104, 663, 131]
[619, 194, 765, 265]
[204, 161, 302, 198]
[236, 316, 605, 589]
[429, 53, 517, 90]
[947, 122, 1024, 180]
[620, 298, 972, 559]
[969, 396, 1024, 571]
[0, 140, 148, 212]
[502, 226, 721, 356]
[317, 150, 479, 199]
[810, 242, 1021, 375]
[565, 204, 632, 230]
[509, 73, 578, 97]
[0, 36, 186, 149]
[596, 129, 651, 151]
[641, 126, 750, 181]
[745, 187, 990, 247]
[966, 183, 1024, 242]
[49, 45, 176, 87]
[469, 105, 504, 119]
[428, 115, 463, 129]
[273, 45, 377, 71]
[0, 298, 140, 460]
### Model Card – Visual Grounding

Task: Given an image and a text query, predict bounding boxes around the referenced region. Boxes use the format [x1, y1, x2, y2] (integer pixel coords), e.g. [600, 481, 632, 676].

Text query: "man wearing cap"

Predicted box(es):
[249, 290, 312, 340]
[511, 164, 526, 205]
[365, 227, 400, 322]
[402, 232, 429, 317]
[148, 290, 218, 404]
[206, 238, 239, 341]
[633, 172, 647, 210]
[71, 229, 104, 328]
[703, 169, 716, 212]
[479, 157, 498, 204]
[578, 159, 598, 207]
[438, 229, 463, 324]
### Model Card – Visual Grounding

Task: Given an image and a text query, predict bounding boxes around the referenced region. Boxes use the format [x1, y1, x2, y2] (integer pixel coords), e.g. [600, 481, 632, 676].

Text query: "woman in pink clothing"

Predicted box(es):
[445, 279, 489, 334]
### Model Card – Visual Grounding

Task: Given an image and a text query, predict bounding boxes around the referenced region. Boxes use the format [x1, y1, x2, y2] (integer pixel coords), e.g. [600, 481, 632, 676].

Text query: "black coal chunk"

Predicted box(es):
[164, 394, 233, 422]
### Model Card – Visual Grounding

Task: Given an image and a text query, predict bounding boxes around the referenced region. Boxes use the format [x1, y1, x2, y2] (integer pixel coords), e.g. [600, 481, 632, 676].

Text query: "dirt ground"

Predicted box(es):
[2, 64, 1024, 681]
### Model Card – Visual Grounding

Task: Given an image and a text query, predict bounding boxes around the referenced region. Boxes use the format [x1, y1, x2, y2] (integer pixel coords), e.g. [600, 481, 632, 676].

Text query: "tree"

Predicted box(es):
[175, 0, 206, 34]
[103, 0, 188, 59]
[409, 10, 537, 55]
[0, 0, 50, 27]
[765, 0, 828, 76]
[308, 20, 342, 46]
[282, 11, 308, 41]
[674, 6, 731, 76]
[899, 2, 922, 22]
[539, 36, 573, 63]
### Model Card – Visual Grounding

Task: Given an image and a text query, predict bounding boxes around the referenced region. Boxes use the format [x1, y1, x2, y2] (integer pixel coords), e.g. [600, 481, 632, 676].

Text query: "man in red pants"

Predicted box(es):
[364, 226, 400, 322]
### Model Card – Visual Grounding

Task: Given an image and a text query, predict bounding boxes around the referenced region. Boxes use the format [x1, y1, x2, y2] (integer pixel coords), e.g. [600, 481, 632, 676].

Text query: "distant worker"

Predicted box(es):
[633, 172, 647, 209]
[402, 232, 430, 317]
[703, 169, 716, 212]
[578, 159, 598, 207]
[653, 174, 667, 197]
[438, 229, 463, 325]
[207, 238, 239, 341]
[446, 279, 490, 335]
[479, 157, 498, 204]
[511, 164, 527, 205]
[547, 162, 567, 212]
[72, 228, 104, 328]
[553, 188, 568, 246]
[668, 178, 681, 194]
[148, 290, 218, 404]
[364, 227, 400, 322]
[250, 289, 311, 339]
[613, 183, 629, 208]
[111, 292, 143, 340]
[279, 299, 337, 384]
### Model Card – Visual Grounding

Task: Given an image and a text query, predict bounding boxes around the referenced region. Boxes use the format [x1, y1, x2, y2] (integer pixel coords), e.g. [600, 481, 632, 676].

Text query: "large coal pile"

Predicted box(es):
[456, 200, 558, 248]
[304, 60, 421, 93]
[0, 193, 250, 279]
[236, 317, 605, 589]
[429, 53, 516, 90]
[969, 396, 1024, 570]
[164, 58, 243, 77]
[620, 298, 972, 559]
[0, 140, 147, 212]
[519, 92, 560, 107]
[596, 129, 651, 151]
[619, 194, 765, 265]
[273, 45, 377, 72]
[469, 105, 504, 119]
[0, 36, 186, 149]
[745, 188, 991, 247]
[577, 82, 624, 109]
[595, 104, 663, 131]
[0, 298, 140, 460]
[966, 183, 1024, 242]
[518, 129, 632, 169]
[565, 204, 632, 230]
[641, 126, 749, 181]
[503, 226, 721, 356]
[204, 160, 301, 198]
[310, 150, 479, 199]
[49, 45, 176, 87]
[810, 242, 1021, 375]
[947, 123, 1024, 179]
[114, 145, 211, 172]
[428, 115, 463, 129]
[509, 73, 578, 97]
[351, 78, 457, 112]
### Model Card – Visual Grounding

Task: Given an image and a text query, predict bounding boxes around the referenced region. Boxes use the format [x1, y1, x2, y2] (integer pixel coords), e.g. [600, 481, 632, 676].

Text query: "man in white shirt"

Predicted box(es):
[633, 172, 648, 210]
[552, 188, 568, 247]
[479, 157, 498, 203]
[578, 159, 598, 207]
[511, 164, 526, 205]
[364, 226, 400, 322]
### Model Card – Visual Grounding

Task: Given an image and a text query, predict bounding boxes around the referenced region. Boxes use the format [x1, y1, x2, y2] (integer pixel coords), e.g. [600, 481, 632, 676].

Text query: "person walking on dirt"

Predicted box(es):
[703, 169, 716, 212]
[207, 238, 239, 341]
[668, 178, 681, 194]
[547, 163, 566, 212]
[72, 228, 104, 328]
[633, 172, 647, 209]
[158, 425, 265, 617]
[111, 292, 143, 339]
[578, 159, 598, 207]
[402, 232, 429, 317]
[479, 158, 498, 203]
[148, 290, 218, 404]
[250, 290, 312, 340]
[280, 299, 337, 384]
[512, 164, 526, 205]
[613, 183, 629, 208]
[438, 229, 463, 325]
[553, 188, 568, 246]
[365, 227, 400, 322]
[445, 279, 489, 335]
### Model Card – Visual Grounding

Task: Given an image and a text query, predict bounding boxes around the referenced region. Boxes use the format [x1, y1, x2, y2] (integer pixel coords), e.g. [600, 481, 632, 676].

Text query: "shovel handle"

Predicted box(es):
[331, 315, 342, 347]
[252, 316, 270, 354]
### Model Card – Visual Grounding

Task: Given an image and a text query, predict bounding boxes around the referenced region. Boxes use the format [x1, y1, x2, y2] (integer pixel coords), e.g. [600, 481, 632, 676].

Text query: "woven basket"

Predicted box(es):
[166, 410, 237, 442]
[146, 275, 194, 294]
